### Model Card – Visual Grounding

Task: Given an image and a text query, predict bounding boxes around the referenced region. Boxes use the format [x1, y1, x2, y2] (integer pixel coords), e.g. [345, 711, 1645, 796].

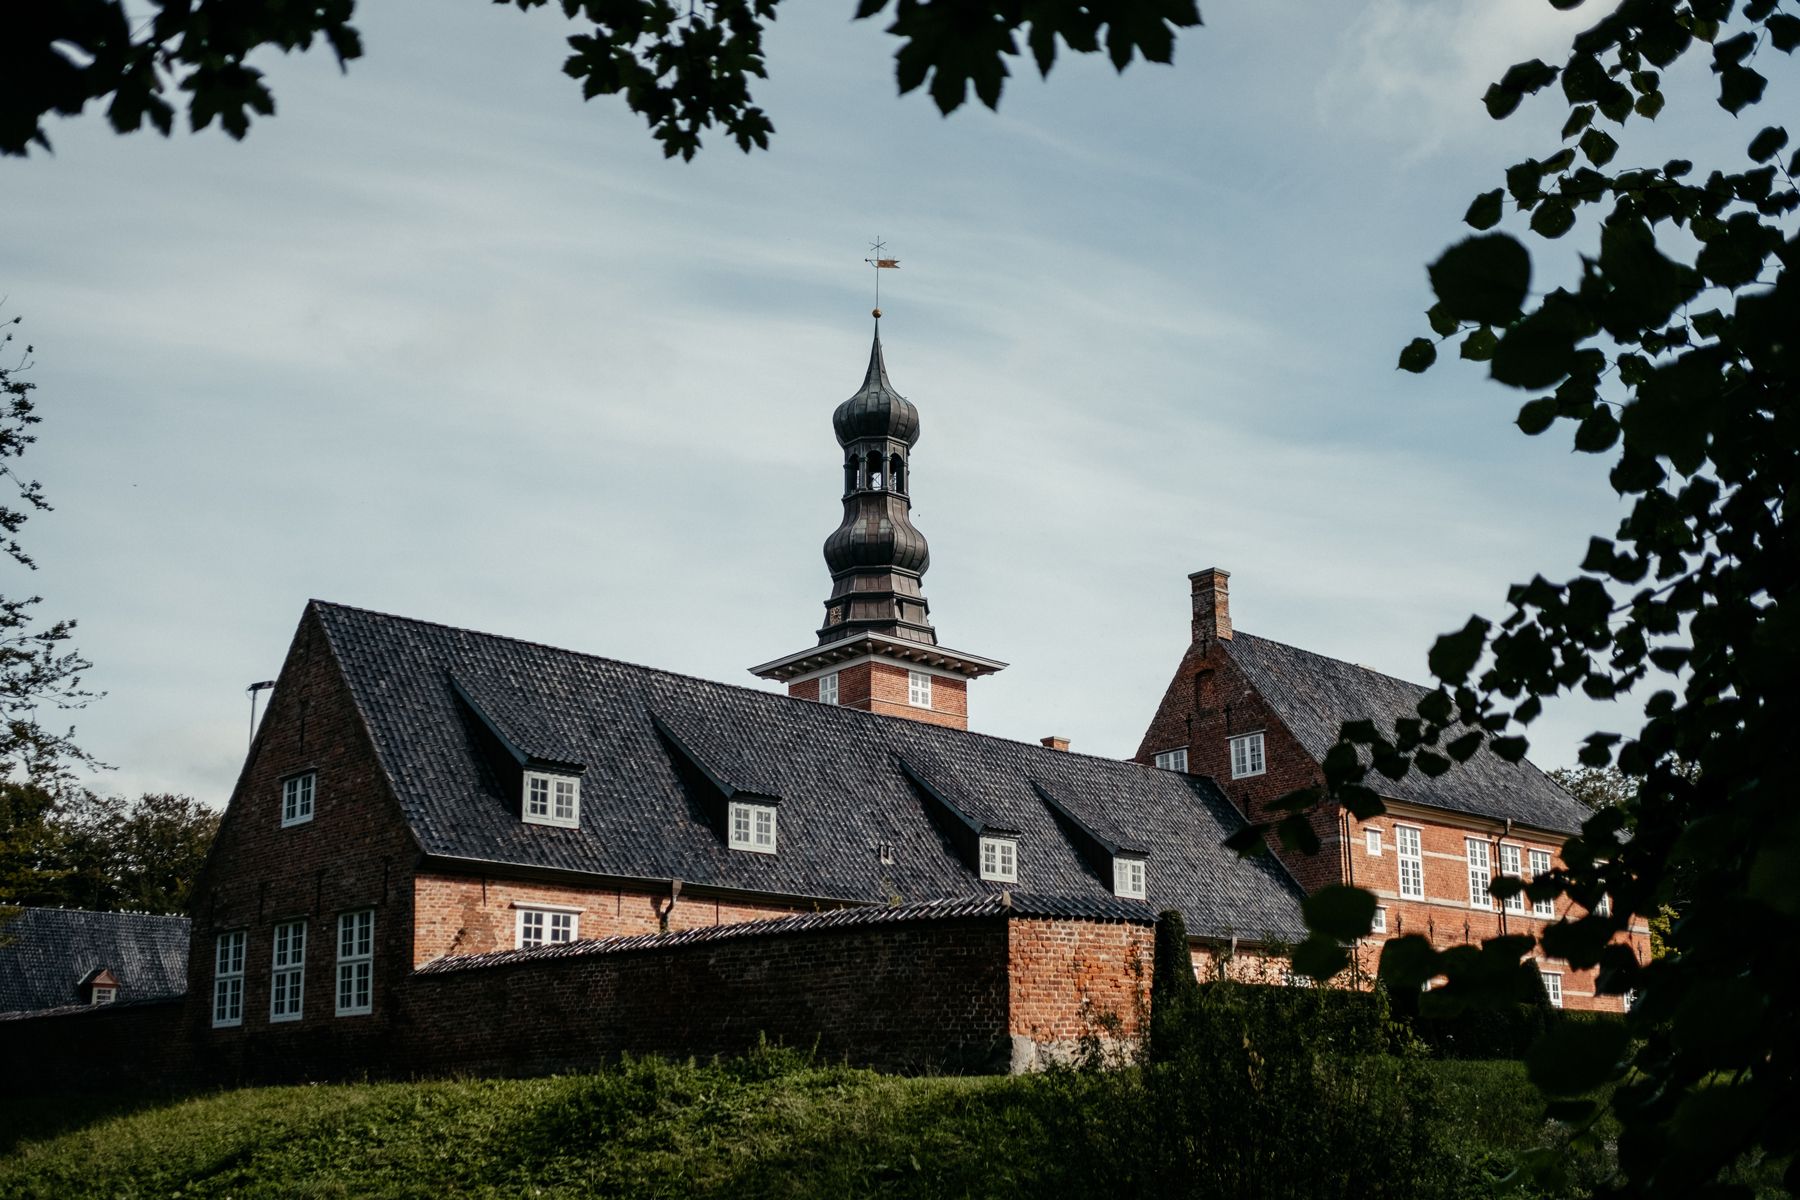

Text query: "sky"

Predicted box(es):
[3, 0, 1757, 804]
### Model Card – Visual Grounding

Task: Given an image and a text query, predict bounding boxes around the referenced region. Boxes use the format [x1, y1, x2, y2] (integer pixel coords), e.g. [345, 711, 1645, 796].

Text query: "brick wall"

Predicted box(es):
[411, 872, 823, 965]
[185, 606, 421, 1083]
[1006, 918, 1152, 1068]
[0, 999, 189, 1093]
[786, 660, 969, 729]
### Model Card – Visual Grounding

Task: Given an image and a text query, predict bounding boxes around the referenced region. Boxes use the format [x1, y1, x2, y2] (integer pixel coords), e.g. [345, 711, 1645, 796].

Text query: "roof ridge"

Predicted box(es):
[1232, 629, 1433, 694]
[4, 906, 190, 924]
[309, 599, 1172, 777]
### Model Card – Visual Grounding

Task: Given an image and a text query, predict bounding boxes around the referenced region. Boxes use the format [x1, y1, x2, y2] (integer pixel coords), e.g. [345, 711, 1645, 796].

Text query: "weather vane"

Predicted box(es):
[865, 237, 899, 317]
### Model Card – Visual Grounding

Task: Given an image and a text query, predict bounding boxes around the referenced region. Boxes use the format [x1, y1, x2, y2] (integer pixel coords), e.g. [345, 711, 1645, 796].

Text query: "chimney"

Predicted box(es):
[1190, 567, 1232, 646]
[1039, 736, 1071, 752]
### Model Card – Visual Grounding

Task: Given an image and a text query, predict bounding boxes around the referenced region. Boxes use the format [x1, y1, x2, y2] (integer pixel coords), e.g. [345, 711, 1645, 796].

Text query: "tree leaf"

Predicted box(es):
[1429, 617, 1491, 685]
[1527, 1018, 1629, 1096]
[1398, 338, 1437, 373]
[1428, 234, 1531, 326]
[1303, 884, 1377, 942]
[1748, 126, 1788, 162]
[1464, 188, 1504, 230]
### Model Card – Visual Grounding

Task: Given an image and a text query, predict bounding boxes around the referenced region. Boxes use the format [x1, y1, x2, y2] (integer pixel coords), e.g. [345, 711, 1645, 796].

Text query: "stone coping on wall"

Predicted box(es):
[415, 892, 1156, 976]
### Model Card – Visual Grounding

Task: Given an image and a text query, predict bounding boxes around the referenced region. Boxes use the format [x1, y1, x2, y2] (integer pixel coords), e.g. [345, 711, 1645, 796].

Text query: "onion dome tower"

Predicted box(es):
[750, 313, 1005, 730]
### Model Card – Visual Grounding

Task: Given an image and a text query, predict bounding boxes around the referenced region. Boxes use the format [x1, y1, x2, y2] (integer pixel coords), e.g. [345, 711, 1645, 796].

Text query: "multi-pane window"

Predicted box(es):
[270, 920, 306, 1022]
[91, 985, 118, 1005]
[336, 910, 374, 1017]
[1152, 748, 1188, 772]
[523, 771, 580, 828]
[213, 930, 246, 1028]
[1540, 968, 1564, 1008]
[1466, 838, 1492, 908]
[1366, 828, 1382, 856]
[819, 672, 839, 705]
[517, 908, 578, 949]
[1229, 732, 1266, 779]
[281, 772, 315, 827]
[980, 836, 1018, 883]
[728, 801, 778, 853]
[1396, 826, 1424, 899]
[1498, 844, 1526, 913]
[908, 670, 932, 708]
[1113, 857, 1147, 900]
[1372, 906, 1388, 935]
[1529, 849, 1555, 917]
[1595, 893, 1612, 917]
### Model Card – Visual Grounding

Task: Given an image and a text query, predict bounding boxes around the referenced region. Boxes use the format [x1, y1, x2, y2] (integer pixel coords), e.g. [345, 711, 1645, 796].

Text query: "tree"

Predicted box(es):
[4, 0, 1201, 161]
[1548, 764, 1635, 810]
[0, 785, 217, 914]
[1, 313, 96, 784]
[1231, 1, 1797, 1193]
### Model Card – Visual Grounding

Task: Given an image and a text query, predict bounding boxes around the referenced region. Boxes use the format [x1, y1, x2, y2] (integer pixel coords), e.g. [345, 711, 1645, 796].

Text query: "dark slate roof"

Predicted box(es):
[0, 908, 190, 1015]
[1223, 632, 1588, 835]
[312, 601, 1307, 942]
[415, 894, 1154, 975]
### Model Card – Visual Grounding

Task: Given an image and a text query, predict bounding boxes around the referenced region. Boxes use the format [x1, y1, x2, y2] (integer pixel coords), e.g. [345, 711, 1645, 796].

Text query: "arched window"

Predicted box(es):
[889, 454, 906, 494]
[866, 450, 884, 490]
[844, 456, 860, 493]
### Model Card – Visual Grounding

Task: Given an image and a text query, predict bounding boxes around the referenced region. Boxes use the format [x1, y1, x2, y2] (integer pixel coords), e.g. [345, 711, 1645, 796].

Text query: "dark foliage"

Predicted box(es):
[0, 783, 217, 914]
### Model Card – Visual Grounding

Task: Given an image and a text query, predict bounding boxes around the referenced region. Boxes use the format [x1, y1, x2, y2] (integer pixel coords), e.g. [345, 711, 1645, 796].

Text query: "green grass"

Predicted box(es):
[0, 1051, 1581, 1200]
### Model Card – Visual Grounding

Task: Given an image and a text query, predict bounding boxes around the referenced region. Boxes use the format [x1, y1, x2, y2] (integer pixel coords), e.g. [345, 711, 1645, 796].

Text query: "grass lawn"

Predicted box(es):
[0, 1052, 1583, 1200]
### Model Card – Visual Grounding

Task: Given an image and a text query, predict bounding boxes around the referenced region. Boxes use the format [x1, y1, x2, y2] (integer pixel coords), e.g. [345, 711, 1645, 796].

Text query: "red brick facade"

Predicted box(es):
[1006, 916, 1152, 1066]
[1133, 568, 1649, 1012]
[786, 659, 969, 729]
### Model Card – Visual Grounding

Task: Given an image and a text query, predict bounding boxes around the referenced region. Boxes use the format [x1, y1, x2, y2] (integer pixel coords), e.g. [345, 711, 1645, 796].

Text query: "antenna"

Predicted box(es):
[864, 237, 899, 316]
[246, 680, 276, 749]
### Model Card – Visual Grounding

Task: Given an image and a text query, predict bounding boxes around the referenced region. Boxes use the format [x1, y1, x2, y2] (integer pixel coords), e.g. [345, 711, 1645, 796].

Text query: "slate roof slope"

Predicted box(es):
[1223, 632, 1587, 835]
[314, 601, 1307, 942]
[0, 907, 190, 1014]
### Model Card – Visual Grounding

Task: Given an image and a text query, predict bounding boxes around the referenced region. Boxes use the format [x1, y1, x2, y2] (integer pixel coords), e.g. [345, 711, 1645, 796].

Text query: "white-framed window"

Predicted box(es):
[728, 801, 778, 853]
[523, 771, 580, 828]
[91, 985, 117, 1005]
[1466, 837, 1492, 908]
[980, 836, 1018, 883]
[1595, 893, 1612, 917]
[212, 930, 246, 1028]
[1396, 826, 1424, 899]
[516, 907, 578, 949]
[1229, 732, 1266, 779]
[908, 670, 932, 709]
[819, 672, 839, 705]
[335, 910, 375, 1017]
[1540, 968, 1564, 1008]
[1529, 849, 1555, 917]
[1152, 748, 1188, 772]
[1365, 828, 1382, 856]
[1113, 857, 1147, 900]
[1372, 906, 1388, 935]
[269, 920, 306, 1023]
[1498, 844, 1527, 913]
[281, 772, 315, 827]
[1622, 988, 1637, 1012]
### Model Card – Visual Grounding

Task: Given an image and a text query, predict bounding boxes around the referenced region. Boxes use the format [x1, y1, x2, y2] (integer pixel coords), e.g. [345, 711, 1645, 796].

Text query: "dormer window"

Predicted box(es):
[728, 800, 778, 853]
[524, 770, 580, 828]
[980, 836, 1018, 882]
[819, 672, 839, 705]
[1153, 748, 1187, 772]
[91, 984, 117, 1005]
[1113, 857, 1147, 899]
[1229, 732, 1266, 779]
[908, 670, 932, 709]
[281, 771, 315, 827]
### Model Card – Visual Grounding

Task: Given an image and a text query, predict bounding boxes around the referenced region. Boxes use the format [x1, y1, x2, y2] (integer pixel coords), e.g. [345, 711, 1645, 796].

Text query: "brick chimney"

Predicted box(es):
[1190, 567, 1232, 647]
[1039, 736, 1071, 752]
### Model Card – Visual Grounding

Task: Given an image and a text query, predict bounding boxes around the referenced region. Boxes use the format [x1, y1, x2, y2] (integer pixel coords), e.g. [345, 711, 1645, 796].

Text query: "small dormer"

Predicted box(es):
[450, 674, 587, 829]
[651, 710, 782, 855]
[1032, 780, 1149, 901]
[79, 967, 120, 1006]
[899, 756, 1022, 886]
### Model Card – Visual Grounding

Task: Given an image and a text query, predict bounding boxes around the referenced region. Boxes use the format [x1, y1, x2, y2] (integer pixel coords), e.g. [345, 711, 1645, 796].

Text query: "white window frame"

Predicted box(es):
[212, 930, 246, 1028]
[1498, 843, 1527, 913]
[1152, 748, 1188, 772]
[1529, 849, 1555, 917]
[907, 670, 932, 709]
[1466, 837, 1493, 909]
[523, 771, 581, 829]
[1372, 906, 1388, 935]
[1395, 825, 1424, 899]
[980, 836, 1018, 883]
[281, 771, 315, 828]
[1540, 968, 1564, 1009]
[91, 985, 118, 1005]
[269, 920, 306, 1023]
[1113, 857, 1147, 900]
[727, 801, 778, 854]
[1229, 732, 1266, 779]
[1365, 828, 1382, 856]
[335, 910, 375, 1017]
[516, 906, 579, 949]
[818, 671, 839, 705]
